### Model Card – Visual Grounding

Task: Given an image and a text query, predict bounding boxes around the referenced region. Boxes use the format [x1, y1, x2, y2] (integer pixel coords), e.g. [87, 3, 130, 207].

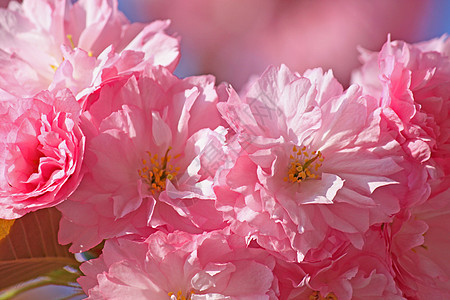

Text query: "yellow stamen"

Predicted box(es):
[286, 146, 323, 183]
[66, 34, 75, 49]
[310, 291, 321, 300]
[309, 291, 338, 300]
[168, 290, 193, 300]
[325, 292, 338, 300]
[138, 148, 179, 195]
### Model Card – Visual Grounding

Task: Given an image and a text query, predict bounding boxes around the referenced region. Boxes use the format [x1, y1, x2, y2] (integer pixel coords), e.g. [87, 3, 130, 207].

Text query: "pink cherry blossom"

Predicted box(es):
[57, 67, 226, 252]
[215, 65, 428, 263]
[288, 228, 403, 300]
[0, 0, 179, 98]
[79, 230, 283, 299]
[0, 89, 84, 219]
[386, 177, 450, 298]
[351, 41, 450, 300]
[352, 35, 450, 168]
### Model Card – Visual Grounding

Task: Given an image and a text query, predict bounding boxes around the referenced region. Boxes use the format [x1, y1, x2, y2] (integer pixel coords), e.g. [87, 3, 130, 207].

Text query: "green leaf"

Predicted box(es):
[0, 208, 80, 291]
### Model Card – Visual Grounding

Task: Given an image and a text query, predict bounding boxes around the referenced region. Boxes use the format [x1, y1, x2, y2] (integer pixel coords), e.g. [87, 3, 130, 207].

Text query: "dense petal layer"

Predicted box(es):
[352, 35, 450, 168]
[215, 65, 427, 263]
[0, 90, 84, 218]
[79, 231, 283, 299]
[0, 0, 179, 98]
[58, 68, 225, 252]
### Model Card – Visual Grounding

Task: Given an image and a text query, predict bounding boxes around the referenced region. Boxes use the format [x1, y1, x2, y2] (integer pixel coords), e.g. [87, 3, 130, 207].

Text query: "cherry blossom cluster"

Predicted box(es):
[0, 1, 449, 299]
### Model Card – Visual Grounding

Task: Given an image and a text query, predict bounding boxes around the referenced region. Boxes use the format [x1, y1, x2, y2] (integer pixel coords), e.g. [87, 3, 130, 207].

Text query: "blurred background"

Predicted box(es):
[0, 0, 449, 299]
[117, 0, 450, 89]
[1, 0, 448, 89]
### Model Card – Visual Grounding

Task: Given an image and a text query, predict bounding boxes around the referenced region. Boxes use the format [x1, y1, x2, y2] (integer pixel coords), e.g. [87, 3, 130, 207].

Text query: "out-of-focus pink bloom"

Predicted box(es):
[79, 230, 283, 299]
[352, 36, 450, 168]
[387, 177, 450, 299]
[128, 0, 429, 89]
[0, 90, 84, 219]
[0, 0, 179, 98]
[57, 67, 226, 252]
[0, 0, 14, 8]
[289, 228, 403, 300]
[215, 65, 428, 263]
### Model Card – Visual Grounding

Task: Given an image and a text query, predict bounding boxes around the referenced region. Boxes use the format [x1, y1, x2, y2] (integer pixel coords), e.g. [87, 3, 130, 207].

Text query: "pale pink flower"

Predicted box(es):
[288, 228, 404, 300]
[353, 37, 450, 296]
[215, 65, 428, 262]
[0, 89, 84, 219]
[57, 67, 226, 252]
[387, 177, 450, 298]
[352, 36, 450, 167]
[79, 230, 282, 299]
[0, 0, 179, 98]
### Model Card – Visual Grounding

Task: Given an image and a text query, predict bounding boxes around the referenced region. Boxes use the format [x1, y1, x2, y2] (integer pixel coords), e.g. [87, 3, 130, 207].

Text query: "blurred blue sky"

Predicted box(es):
[425, 0, 450, 38]
[118, 0, 450, 40]
[117, 0, 450, 84]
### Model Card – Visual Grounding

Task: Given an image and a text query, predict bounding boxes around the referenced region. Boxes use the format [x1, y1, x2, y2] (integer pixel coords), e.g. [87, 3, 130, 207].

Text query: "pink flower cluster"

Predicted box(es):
[0, 1, 449, 299]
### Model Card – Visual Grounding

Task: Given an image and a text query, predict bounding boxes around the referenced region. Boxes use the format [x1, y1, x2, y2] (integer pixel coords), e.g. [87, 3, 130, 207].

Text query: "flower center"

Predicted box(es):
[284, 145, 324, 183]
[309, 291, 337, 300]
[412, 244, 428, 253]
[138, 147, 180, 194]
[50, 34, 93, 71]
[168, 290, 194, 300]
